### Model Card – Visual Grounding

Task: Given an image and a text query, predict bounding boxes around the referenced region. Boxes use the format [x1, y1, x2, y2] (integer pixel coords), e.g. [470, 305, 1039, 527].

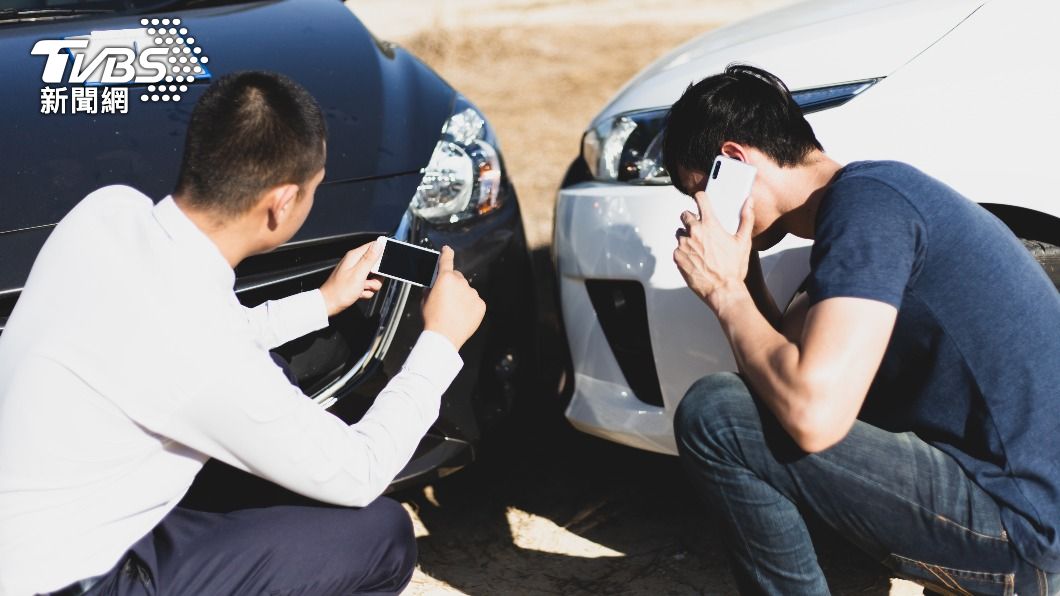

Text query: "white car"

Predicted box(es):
[554, 0, 1060, 454]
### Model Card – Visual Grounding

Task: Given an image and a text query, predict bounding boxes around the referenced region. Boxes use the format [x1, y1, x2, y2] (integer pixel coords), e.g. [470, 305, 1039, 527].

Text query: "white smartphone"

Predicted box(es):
[704, 155, 757, 235]
[370, 236, 441, 288]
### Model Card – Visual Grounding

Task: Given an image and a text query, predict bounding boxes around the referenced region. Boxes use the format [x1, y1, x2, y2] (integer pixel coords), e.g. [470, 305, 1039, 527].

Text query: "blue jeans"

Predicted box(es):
[674, 372, 1058, 596]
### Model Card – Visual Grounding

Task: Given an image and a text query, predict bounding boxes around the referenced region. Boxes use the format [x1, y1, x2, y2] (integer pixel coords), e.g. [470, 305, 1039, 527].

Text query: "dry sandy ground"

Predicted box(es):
[346, 1, 925, 594]
[392, 409, 921, 595]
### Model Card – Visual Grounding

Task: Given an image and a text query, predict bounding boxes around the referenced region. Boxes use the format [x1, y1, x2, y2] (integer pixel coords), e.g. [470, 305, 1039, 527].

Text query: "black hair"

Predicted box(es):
[662, 64, 822, 195]
[174, 71, 326, 216]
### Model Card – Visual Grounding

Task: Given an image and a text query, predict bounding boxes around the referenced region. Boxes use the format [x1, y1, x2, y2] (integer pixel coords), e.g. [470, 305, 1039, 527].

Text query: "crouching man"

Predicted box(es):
[0, 71, 485, 595]
[665, 65, 1059, 595]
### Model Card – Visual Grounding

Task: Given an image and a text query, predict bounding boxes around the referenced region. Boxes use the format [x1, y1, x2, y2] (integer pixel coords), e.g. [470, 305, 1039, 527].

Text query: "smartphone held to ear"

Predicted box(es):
[371, 236, 440, 287]
[705, 155, 756, 235]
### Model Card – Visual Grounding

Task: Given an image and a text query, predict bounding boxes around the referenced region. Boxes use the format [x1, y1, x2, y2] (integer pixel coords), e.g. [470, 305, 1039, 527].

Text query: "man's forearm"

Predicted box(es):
[243, 290, 330, 349]
[713, 284, 817, 447]
[163, 330, 462, 508]
[713, 285, 885, 453]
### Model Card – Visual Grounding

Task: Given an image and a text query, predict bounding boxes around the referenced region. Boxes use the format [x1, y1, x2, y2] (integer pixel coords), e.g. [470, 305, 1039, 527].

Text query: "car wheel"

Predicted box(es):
[1022, 239, 1060, 291]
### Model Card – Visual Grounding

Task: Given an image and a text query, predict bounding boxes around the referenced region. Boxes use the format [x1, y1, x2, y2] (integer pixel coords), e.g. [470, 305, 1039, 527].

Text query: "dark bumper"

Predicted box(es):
[311, 180, 537, 490]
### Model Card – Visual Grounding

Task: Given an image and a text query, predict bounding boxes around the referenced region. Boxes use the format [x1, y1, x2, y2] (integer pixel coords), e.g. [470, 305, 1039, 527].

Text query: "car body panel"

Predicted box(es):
[807, 0, 1060, 213]
[596, 0, 984, 124]
[0, 0, 451, 235]
[556, 0, 1060, 454]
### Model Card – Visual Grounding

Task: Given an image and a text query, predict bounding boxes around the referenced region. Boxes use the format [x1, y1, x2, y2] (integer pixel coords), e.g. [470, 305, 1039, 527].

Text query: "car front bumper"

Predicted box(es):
[182, 179, 535, 508]
[554, 181, 811, 455]
[307, 176, 536, 490]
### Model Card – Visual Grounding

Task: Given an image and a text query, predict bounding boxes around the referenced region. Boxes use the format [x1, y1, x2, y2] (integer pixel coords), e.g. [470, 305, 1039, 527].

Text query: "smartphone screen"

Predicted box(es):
[376, 239, 440, 287]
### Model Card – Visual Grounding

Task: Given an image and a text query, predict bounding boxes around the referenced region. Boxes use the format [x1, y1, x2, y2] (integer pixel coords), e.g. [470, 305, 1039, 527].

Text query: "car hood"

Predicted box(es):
[594, 0, 985, 124]
[0, 0, 454, 234]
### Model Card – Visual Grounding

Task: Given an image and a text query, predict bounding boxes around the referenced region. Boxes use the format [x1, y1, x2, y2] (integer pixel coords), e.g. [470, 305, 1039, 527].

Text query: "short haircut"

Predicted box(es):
[662, 64, 823, 195]
[174, 71, 327, 216]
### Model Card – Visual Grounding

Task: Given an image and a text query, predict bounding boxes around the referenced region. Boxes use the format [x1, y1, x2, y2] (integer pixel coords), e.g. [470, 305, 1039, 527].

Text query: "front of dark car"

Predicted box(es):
[0, 0, 535, 494]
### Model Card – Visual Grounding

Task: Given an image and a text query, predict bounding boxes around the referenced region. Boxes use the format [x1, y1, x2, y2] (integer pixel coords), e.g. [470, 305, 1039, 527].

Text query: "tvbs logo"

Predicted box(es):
[33, 37, 168, 85]
[31, 18, 209, 113]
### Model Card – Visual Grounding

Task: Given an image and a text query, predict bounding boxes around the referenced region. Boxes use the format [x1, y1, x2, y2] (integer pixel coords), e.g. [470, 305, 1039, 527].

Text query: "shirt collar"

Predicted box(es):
[152, 196, 236, 290]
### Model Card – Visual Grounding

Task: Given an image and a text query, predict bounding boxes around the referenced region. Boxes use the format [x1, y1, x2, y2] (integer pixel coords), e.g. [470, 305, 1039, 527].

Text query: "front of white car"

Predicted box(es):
[555, 0, 1060, 454]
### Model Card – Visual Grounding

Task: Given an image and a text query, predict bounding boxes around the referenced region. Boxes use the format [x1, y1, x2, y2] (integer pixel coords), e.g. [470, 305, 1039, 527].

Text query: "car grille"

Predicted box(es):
[235, 229, 409, 409]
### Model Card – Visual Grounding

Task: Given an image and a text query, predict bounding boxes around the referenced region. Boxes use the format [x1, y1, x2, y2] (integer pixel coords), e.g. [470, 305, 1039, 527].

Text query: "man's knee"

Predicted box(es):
[357, 497, 417, 593]
[674, 372, 757, 457]
[302, 498, 417, 593]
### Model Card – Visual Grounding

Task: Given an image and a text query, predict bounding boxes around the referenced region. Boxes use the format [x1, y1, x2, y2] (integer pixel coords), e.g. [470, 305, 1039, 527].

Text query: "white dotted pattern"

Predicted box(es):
[140, 17, 209, 103]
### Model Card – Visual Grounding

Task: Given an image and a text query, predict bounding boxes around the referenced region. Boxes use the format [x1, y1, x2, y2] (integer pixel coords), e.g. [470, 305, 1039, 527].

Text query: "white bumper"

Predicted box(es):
[555, 182, 811, 454]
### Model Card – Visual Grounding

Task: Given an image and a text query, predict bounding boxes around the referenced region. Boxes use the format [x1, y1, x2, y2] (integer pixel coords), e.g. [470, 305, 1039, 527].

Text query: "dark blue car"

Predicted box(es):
[0, 0, 536, 500]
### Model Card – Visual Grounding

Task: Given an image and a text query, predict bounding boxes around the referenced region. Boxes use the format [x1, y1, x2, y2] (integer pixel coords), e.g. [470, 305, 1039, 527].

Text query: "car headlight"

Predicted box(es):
[791, 78, 880, 114]
[410, 98, 503, 224]
[582, 107, 670, 185]
[581, 78, 881, 185]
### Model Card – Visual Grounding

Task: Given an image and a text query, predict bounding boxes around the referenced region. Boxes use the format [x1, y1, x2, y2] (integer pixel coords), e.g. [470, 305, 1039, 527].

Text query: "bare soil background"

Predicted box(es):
[347, 1, 923, 594]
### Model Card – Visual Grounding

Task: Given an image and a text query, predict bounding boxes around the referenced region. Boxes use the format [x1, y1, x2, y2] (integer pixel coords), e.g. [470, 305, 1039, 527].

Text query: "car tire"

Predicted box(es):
[1021, 239, 1060, 291]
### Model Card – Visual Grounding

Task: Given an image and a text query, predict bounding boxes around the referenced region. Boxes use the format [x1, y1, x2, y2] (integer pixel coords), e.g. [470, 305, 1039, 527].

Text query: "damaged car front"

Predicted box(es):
[0, 0, 536, 500]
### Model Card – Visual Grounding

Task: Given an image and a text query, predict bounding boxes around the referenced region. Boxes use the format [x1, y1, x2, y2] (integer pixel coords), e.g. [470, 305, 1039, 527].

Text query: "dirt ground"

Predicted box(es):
[346, 1, 924, 594]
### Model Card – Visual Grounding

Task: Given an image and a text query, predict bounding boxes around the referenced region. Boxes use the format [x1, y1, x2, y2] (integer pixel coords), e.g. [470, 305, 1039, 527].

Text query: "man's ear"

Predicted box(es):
[719, 141, 749, 162]
[264, 184, 300, 231]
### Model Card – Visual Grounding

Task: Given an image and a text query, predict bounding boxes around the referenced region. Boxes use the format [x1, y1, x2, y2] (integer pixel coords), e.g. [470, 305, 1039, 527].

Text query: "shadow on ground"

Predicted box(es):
[393, 248, 894, 595]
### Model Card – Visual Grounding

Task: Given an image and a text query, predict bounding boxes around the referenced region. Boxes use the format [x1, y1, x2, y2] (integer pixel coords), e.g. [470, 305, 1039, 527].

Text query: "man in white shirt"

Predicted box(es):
[0, 71, 486, 595]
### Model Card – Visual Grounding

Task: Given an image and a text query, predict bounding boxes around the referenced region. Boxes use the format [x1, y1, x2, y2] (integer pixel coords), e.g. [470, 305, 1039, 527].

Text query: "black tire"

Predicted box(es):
[1021, 239, 1060, 291]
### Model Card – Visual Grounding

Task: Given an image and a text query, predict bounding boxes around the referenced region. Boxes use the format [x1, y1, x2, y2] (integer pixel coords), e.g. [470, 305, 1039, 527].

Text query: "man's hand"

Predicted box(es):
[423, 246, 486, 351]
[674, 191, 755, 314]
[319, 240, 385, 317]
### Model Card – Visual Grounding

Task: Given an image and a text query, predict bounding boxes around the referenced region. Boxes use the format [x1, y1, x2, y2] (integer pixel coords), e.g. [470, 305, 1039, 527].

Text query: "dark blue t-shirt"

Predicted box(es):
[808, 161, 1060, 572]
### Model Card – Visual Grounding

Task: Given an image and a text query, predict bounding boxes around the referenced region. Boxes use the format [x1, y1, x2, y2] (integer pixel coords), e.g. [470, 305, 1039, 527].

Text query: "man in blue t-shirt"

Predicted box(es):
[663, 64, 1060, 595]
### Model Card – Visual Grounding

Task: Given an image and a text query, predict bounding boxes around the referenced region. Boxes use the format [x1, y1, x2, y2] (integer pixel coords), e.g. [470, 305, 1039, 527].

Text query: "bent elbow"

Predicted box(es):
[783, 371, 859, 453]
[787, 402, 851, 454]
[792, 430, 843, 454]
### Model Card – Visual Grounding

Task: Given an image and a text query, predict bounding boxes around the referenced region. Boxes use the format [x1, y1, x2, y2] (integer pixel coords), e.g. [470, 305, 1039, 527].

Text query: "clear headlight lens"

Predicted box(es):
[581, 78, 881, 185]
[410, 100, 503, 224]
[582, 108, 670, 185]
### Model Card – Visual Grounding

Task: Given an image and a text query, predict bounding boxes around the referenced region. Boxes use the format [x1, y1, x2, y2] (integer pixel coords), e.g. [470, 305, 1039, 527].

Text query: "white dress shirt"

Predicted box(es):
[0, 186, 462, 596]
